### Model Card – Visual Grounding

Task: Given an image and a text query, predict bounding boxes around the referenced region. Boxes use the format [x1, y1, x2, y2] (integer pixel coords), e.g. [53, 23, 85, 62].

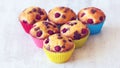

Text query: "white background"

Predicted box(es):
[0, 0, 120, 68]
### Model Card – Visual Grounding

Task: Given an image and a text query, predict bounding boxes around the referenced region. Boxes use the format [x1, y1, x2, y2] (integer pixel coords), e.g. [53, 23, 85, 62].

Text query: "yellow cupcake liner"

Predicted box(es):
[74, 32, 90, 48]
[43, 45, 75, 64]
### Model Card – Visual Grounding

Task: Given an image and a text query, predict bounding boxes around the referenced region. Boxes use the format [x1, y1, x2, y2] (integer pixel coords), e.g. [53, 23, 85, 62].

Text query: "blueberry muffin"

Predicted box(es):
[78, 7, 106, 35]
[19, 6, 47, 33]
[43, 33, 75, 63]
[30, 21, 59, 39]
[48, 6, 76, 25]
[60, 20, 89, 48]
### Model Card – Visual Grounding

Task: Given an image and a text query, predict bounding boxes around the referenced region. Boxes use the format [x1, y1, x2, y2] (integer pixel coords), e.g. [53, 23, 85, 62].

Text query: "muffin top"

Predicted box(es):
[19, 6, 47, 24]
[48, 6, 76, 25]
[30, 21, 59, 39]
[78, 7, 106, 24]
[44, 33, 74, 52]
[60, 20, 89, 40]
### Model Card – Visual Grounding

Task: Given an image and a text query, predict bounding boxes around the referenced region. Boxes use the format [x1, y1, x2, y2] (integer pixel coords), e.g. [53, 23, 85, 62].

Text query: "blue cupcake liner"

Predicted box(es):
[87, 21, 104, 35]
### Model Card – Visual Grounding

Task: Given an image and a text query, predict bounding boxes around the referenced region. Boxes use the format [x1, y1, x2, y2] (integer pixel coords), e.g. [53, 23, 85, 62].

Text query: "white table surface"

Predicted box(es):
[0, 0, 120, 68]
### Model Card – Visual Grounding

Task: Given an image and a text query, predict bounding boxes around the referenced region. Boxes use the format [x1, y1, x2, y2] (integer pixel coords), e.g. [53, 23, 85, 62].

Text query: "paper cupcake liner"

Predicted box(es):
[43, 45, 75, 63]
[32, 36, 44, 48]
[20, 22, 33, 33]
[87, 21, 104, 35]
[74, 32, 89, 48]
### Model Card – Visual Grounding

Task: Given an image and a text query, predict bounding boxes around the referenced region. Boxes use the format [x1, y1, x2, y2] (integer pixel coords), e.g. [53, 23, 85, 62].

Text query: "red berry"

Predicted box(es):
[36, 14, 41, 20]
[55, 13, 61, 18]
[45, 38, 49, 44]
[99, 16, 104, 21]
[62, 28, 68, 33]
[81, 28, 88, 34]
[74, 31, 81, 40]
[91, 9, 96, 14]
[87, 19, 94, 24]
[36, 31, 42, 37]
[81, 13, 85, 17]
[48, 30, 54, 35]
[55, 46, 61, 52]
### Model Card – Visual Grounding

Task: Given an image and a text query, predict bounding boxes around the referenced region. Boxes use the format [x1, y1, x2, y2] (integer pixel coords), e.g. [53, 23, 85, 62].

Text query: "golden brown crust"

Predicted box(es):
[30, 21, 59, 39]
[48, 6, 76, 24]
[44, 34, 74, 52]
[60, 20, 89, 40]
[78, 7, 105, 24]
[19, 6, 47, 24]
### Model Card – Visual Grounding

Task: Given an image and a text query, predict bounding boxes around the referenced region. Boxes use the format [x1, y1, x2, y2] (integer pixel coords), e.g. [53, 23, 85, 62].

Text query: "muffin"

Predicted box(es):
[78, 7, 106, 35]
[19, 6, 47, 33]
[48, 6, 76, 26]
[43, 33, 75, 63]
[60, 20, 89, 48]
[30, 21, 59, 48]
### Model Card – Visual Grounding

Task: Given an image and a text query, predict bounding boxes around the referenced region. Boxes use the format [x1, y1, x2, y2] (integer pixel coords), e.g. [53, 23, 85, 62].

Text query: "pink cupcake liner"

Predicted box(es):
[32, 36, 44, 48]
[20, 21, 33, 33]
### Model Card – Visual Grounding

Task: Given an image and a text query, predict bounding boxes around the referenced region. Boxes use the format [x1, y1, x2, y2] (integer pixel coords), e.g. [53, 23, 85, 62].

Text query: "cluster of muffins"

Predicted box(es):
[19, 6, 106, 63]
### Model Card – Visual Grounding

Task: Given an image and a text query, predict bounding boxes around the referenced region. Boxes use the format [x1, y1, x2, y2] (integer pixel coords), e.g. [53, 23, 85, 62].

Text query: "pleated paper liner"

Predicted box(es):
[43, 45, 75, 63]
